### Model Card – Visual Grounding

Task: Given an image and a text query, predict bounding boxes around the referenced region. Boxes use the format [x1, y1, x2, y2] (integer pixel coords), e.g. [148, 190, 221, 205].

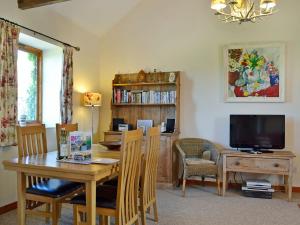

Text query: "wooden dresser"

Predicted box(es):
[222, 150, 295, 201]
[103, 71, 181, 185]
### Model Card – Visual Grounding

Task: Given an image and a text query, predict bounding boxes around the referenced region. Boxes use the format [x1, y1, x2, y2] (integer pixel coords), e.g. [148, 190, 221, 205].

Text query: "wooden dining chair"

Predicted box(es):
[55, 123, 78, 151]
[16, 124, 82, 225]
[71, 129, 143, 225]
[140, 127, 160, 225]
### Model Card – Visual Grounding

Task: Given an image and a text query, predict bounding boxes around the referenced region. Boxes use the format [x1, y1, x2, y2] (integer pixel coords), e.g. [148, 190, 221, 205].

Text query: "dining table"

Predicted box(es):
[2, 145, 120, 225]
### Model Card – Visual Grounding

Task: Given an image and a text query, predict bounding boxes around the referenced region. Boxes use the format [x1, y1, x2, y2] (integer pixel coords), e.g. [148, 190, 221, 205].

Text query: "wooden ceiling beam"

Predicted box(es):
[18, 0, 70, 10]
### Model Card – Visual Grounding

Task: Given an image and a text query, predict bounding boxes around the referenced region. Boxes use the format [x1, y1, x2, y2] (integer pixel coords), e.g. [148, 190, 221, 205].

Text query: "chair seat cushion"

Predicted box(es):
[185, 159, 218, 177]
[70, 185, 117, 209]
[102, 177, 118, 186]
[26, 179, 82, 198]
[186, 158, 215, 165]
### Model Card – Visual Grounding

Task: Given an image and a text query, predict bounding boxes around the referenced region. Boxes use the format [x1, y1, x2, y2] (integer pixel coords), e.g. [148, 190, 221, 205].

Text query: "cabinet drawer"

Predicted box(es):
[104, 134, 122, 142]
[226, 157, 289, 173]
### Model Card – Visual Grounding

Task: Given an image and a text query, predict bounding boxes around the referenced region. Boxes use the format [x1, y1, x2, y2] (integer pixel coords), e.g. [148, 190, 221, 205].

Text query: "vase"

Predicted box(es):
[269, 75, 279, 86]
[228, 71, 240, 86]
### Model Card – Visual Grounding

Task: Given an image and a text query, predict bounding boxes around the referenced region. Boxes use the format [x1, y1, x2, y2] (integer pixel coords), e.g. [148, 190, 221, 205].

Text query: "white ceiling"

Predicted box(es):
[47, 0, 142, 38]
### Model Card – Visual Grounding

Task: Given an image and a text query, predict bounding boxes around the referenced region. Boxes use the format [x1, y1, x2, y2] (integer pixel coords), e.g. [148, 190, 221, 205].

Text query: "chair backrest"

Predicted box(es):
[16, 124, 47, 157]
[140, 127, 160, 209]
[16, 124, 48, 202]
[56, 123, 78, 151]
[176, 138, 219, 161]
[116, 129, 143, 225]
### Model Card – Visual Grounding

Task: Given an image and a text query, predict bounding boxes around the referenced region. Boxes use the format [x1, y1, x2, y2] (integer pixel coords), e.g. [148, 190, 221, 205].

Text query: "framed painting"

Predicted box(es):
[224, 43, 285, 102]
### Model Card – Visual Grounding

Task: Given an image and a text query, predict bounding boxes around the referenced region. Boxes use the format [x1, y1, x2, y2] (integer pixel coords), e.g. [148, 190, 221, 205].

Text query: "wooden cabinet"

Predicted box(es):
[104, 71, 181, 184]
[104, 131, 178, 184]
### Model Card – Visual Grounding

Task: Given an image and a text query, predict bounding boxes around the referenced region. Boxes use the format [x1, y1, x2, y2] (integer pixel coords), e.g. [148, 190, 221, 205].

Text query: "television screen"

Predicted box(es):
[230, 115, 285, 150]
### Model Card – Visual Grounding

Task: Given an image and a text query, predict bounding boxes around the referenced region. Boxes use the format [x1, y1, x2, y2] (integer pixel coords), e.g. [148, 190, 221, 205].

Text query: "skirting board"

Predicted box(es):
[0, 202, 17, 215]
[184, 179, 300, 192]
[1, 182, 300, 215]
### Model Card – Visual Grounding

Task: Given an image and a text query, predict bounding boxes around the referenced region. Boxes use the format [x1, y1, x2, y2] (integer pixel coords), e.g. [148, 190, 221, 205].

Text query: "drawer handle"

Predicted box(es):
[274, 163, 279, 167]
[235, 162, 240, 166]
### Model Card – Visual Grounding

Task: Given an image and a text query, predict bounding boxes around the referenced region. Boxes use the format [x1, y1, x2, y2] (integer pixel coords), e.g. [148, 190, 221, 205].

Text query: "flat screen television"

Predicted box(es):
[230, 115, 285, 150]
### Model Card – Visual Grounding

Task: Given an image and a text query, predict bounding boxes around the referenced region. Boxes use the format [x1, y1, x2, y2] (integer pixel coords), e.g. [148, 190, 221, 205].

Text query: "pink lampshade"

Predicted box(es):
[83, 92, 102, 107]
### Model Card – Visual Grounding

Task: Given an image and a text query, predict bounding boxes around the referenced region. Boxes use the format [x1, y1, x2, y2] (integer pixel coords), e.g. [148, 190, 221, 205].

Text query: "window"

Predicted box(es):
[18, 33, 63, 127]
[17, 44, 42, 123]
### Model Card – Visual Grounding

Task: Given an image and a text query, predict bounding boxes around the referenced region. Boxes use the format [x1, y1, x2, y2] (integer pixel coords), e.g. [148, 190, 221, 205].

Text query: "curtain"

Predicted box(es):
[0, 21, 20, 147]
[60, 46, 73, 124]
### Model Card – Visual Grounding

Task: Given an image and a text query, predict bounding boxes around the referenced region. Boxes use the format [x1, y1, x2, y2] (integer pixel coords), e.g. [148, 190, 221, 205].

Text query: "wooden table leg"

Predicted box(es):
[17, 172, 26, 225]
[222, 154, 227, 197]
[85, 180, 96, 225]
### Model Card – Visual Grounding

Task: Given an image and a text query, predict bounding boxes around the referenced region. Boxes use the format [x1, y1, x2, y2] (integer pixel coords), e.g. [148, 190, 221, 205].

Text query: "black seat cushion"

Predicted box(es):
[26, 179, 82, 198]
[70, 185, 117, 209]
[102, 177, 118, 187]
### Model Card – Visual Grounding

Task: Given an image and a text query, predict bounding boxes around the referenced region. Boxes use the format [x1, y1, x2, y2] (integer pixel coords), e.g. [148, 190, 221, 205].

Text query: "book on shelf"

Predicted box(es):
[113, 88, 176, 104]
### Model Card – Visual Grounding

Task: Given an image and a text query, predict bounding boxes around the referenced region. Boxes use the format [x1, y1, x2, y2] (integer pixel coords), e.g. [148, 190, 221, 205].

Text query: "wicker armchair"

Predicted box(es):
[174, 138, 222, 197]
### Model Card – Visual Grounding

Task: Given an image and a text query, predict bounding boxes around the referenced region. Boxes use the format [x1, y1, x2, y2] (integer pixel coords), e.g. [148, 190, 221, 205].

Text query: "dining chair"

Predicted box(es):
[55, 123, 78, 152]
[71, 129, 143, 225]
[140, 127, 160, 225]
[16, 124, 82, 225]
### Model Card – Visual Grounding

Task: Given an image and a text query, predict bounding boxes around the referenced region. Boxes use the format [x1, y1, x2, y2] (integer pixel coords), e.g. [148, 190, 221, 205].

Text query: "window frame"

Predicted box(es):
[18, 43, 43, 124]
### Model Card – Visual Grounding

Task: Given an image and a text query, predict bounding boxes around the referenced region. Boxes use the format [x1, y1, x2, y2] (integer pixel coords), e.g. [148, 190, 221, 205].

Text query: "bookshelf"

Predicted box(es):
[105, 71, 180, 184]
[110, 71, 180, 132]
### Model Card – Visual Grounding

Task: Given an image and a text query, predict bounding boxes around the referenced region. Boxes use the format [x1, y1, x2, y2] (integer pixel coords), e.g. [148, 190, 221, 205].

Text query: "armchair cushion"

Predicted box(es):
[202, 151, 211, 161]
[185, 158, 215, 165]
[186, 163, 218, 177]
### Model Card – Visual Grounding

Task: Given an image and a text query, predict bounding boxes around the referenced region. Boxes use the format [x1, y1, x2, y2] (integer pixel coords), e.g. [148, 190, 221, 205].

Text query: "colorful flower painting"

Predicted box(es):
[225, 43, 285, 102]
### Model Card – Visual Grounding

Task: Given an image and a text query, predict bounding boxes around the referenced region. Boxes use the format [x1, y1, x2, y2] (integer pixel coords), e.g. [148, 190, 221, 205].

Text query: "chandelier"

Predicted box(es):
[211, 0, 277, 23]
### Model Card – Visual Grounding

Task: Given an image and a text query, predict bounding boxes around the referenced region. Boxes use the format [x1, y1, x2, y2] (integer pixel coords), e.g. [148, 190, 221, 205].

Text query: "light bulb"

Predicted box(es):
[260, 0, 276, 9]
[211, 0, 227, 11]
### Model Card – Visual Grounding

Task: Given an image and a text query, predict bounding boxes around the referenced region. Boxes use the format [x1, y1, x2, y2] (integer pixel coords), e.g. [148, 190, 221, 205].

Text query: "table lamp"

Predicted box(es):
[83, 92, 102, 136]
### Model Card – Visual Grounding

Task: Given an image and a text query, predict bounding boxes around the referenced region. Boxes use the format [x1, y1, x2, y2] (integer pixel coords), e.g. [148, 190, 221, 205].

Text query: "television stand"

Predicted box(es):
[259, 150, 274, 153]
[239, 149, 274, 154]
[222, 150, 295, 201]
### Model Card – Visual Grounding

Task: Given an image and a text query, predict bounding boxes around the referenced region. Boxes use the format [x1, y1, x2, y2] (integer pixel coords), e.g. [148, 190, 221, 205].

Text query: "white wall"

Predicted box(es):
[99, 0, 300, 185]
[0, 0, 101, 207]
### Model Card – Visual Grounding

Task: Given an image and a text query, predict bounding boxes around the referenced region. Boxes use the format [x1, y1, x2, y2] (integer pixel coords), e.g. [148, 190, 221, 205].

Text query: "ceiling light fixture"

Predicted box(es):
[211, 0, 277, 23]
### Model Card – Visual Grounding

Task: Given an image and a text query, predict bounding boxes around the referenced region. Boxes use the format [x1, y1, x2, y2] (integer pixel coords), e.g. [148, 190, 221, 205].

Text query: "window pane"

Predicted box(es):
[17, 50, 38, 121]
[42, 48, 63, 127]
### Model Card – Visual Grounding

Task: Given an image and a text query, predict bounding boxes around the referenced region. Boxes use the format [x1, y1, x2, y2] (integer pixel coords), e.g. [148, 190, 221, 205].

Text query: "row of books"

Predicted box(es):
[113, 89, 176, 104]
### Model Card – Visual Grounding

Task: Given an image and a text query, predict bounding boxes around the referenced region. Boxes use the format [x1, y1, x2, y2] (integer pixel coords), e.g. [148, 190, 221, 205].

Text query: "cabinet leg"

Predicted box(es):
[283, 175, 288, 193]
[222, 172, 227, 197]
[288, 175, 293, 201]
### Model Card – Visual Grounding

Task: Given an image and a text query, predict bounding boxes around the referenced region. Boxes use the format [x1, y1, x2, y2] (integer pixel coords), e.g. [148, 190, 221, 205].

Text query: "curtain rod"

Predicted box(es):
[0, 17, 80, 51]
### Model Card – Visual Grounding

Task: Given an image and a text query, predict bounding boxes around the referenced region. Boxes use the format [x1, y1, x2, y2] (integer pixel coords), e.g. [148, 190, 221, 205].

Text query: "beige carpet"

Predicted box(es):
[1, 186, 300, 225]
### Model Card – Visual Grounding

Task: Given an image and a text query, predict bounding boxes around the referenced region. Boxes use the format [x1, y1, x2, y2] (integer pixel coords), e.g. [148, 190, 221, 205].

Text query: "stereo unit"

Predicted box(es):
[112, 118, 125, 131]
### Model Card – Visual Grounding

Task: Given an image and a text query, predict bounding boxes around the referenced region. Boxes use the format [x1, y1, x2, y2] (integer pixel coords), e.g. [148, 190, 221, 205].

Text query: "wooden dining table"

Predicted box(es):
[2, 147, 120, 225]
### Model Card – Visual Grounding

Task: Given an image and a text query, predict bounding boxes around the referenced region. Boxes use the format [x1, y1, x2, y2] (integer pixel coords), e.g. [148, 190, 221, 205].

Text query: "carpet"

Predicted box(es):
[1, 186, 300, 225]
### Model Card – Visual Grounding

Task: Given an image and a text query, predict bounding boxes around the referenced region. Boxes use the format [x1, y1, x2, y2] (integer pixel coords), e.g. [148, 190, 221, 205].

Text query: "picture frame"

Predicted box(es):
[69, 131, 92, 152]
[137, 119, 153, 135]
[224, 42, 285, 102]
